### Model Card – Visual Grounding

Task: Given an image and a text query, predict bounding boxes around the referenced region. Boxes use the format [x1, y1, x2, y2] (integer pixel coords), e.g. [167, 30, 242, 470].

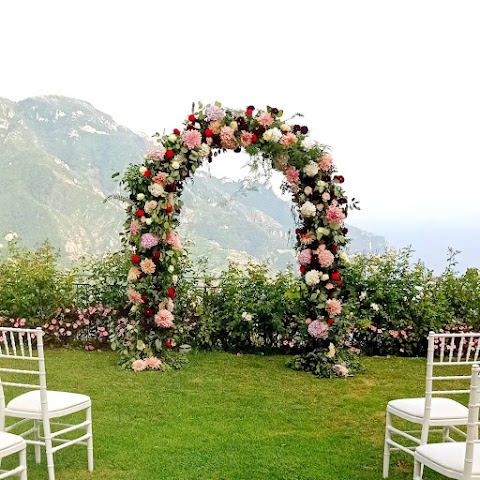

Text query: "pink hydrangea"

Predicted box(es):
[130, 220, 140, 235]
[146, 145, 166, 161]
[298, 248, 313, 266]
[257, 111, 274, 127]
[285, 166, 299, 185]
[145, 357, 162, 369]
[182, 129, 202, 149]
[205, 105, 225, 121]
[319, 154, 332, 171]
[165, 231, 182, 250]
[317, 245, 334, 268]
[325, 205, 346, 225]
[326, 298, 342, 316]
[132, 359, 147, 372]
[308, 320, 329, 339]
[140, 233, 159, 249]
[154, 309, 174, 329]
[220, 126, 238, 149]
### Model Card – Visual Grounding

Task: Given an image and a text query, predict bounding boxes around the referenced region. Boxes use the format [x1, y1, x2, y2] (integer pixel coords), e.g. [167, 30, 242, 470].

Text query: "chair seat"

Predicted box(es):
[0, 431, 26, 451]
[6, 390, 91, 419]
[388, 397, 469, 423]
[415, 442, 480, 475]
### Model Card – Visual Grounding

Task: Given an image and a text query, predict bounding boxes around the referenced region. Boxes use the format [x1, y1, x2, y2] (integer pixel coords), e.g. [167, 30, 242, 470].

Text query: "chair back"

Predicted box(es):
[422, 331, 480, 442]
[464, 363, 480, 478]
[0, 327, 48, 429]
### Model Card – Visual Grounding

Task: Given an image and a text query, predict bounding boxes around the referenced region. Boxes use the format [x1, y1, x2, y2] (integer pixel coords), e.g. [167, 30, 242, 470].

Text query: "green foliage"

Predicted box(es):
[0, 241, 76, 322]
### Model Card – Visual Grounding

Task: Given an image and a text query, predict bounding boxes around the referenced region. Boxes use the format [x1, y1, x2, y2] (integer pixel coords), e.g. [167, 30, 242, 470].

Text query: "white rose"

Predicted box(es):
[321, 273, 329, 281]
[139, 166, 147, 174]
[171, 161, 180, 169]
[145, 218, 153, 225]
[263, 128, 282, 142]
[304, 186, 313, 195]
[303, 162, 319, 177]
[281, 123, 292, 132]
[316, 180, 327, 192]
[168, 265, 175, 273]
[172, 275, 178, 285]
[305, 270, 320, 286]
[168, 134, 177, 142]
[230, 121, 238, 131]
[194, 122, 201, 129]
[327, 343, 336, 359]
[302, 137, 316, 150]
[148, 183, 165, 197]
[339, 252, 349, 263]
[300, 201, 316, 218]
[137, 193, 145, 201]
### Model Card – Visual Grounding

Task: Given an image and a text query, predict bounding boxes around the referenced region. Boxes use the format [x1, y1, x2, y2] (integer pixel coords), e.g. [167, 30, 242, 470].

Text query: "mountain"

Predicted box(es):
[0, 95, 387, 271]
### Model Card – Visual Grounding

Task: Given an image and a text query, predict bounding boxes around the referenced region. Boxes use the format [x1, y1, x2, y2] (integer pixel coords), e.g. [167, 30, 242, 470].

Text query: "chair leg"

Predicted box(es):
[383, 410, 391, 478]
[413, 458, 423, 480]
[34, 419, 42, 463]
[43, 427, 55, 480]
[19, 447, 27, 480]
[86, 406, 94, 472]
[442, 426, 450, 442]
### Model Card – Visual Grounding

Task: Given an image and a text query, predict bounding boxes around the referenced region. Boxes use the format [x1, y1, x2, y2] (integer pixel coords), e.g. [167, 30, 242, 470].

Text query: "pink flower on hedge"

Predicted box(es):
[145, 357, 162, 369]
[280, 132, 297, 147]
[165, 231, 182, 250]
[326, 298, 342, 316]
[317, 245, 334, 268]
[334, 364, 349, 376]
[308, 320, 329, 339]
[182, 129, 202, 149]
[298, 248, 313, 266]
[285, 166, 299, 185]
[132, 359, 147, 372]
[140, 258, 156, 274]
[154, 309, 174, 329]
[146, 145, 166, 161]
[325, 205, 346, 225]
[319, 154, 332, 171]
[205, 105, 225, 121]
[127, 289, 143, 304]
[140, 233, 159, 249]
[240, 131, 254, 147]
[257, 112, 274, 127]
[220, 126, 238, 149]
[153, 172, 168, 185]
[130, 220, 140, 235]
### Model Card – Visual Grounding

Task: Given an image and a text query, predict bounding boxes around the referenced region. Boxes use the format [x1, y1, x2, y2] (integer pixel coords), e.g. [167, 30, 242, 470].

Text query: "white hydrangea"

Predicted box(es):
[197, 143, 211, 159]
[262, 127, 282, 142]
[305, 270, 321, 286]
[303, 162, 319, 177]
[301, 137, 316, 150]
[148, 183, 165, 197]
[300, 201, 316, 218]
[241, 312, 252, 322]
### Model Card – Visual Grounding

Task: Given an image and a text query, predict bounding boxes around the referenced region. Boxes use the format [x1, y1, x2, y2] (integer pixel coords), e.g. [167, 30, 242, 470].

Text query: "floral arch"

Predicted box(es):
[118, 103, 358, 377]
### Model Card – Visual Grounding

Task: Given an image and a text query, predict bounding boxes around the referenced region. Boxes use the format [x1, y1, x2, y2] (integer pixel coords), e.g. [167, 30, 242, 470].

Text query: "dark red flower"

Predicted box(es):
[166, 150, 175, 159]
[295, 228, 301, 235]
[166, 205, 173, 213]
[188, 114, 196, 122]
[300, 265, 306, 274]
[331, 244, 338, 252]
[337, 280, 344, 287]
[293, 124, 301, 133]
[144, 170, 151, 178]
[136, 209, 145, 217]
[131, 254, 141, 264]
[246, 109, 254, 116]
[300, 126, 309, 135]
[168, 287, 175, 300]
[334, 175, 345, 183]
[153, 251, 161, 259]
[331, 272, 341, 281]
[145, 308, 154, 317]
[271, 107, 279, 115]
[141, 295, 148, 302]
[165, 340, 172, 348]
[327, 318, 334, 325]
[165, 182, 176, 192]
[205, 128, 213, 137]
[173, 128, 180, 135]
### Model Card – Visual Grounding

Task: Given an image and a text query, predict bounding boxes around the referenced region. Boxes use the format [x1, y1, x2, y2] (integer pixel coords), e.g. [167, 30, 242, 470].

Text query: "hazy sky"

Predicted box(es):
[2, 0, 479, 267]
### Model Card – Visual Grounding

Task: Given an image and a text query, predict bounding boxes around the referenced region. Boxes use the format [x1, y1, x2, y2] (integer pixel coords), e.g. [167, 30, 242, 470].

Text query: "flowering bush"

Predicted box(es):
[119, 102, 354, 376]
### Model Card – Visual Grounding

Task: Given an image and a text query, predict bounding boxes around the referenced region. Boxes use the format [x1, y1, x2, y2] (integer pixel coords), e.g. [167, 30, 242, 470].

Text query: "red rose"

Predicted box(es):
[131, 255, 141, 264]
[251, 134, 258, 143]
[205, 128, 213, 137]
[165, 340, 172, 348]
[166, 205, 173, 213]
[331, 272, 341, 281]
[246, 108, 254, 116]
[327, 318, 334, 325]
[173, 128, 180, 135]
[145, 308, 154, 317]
[331, 245, 338, 252]
[168, 287, 175, 300]
[300, 265, 306, 274]
[144, 170, 151, 177]
[166, 150, 174, 159]
[136, 209, 145, 217]
[188, 114, 196, 122]
[153, 251, 161, 259]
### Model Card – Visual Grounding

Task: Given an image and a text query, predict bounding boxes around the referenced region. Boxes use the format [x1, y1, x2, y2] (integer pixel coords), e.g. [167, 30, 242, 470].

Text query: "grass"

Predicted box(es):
[2, 351, 448, 480]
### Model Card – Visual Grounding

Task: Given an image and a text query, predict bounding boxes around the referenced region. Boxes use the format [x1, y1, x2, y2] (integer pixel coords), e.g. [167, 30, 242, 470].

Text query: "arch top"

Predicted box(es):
[119, 102, 356, 377]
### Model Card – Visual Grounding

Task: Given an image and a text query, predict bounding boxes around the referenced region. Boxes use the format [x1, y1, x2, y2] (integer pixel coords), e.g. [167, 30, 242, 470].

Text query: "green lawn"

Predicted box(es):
[3, 351, 447, 480]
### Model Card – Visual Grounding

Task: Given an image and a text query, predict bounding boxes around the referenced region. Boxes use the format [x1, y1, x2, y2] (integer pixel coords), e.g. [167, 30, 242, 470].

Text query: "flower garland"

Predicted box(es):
[120, 102, 355, 377]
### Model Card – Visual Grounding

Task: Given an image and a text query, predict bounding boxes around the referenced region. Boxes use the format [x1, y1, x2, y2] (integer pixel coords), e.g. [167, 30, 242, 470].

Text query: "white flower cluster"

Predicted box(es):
[303, 162, 319, 177]
[300, 201, 316, 218]
[305, 270, 321, 286]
